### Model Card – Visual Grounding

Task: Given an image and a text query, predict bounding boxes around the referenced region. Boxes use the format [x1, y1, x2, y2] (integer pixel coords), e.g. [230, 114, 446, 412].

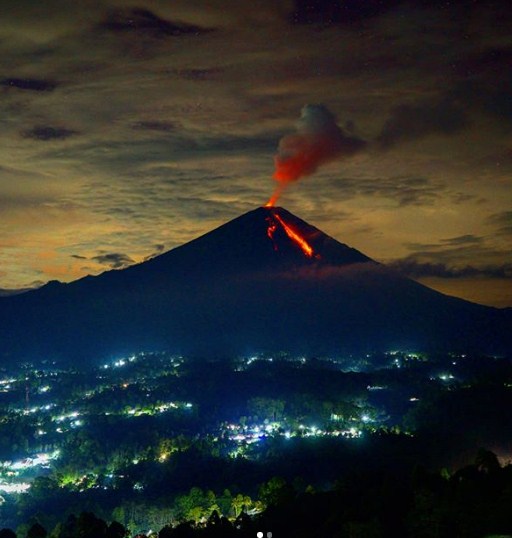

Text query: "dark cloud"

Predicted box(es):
[201, 133, 277, 153]
[452, 46, 512, 80]
[131, 121, 177, 132]
[378, 99, 468, 148]
[322, 176, 443, 207]
[289, 0, 401, 25]
[479, 149, 512, 169]
[102, 8, 214, 37]
[91, 252, 135, 269]
[70, 254, 87, 260]
[440, 235, 483, 246]
[1, 77, 56, 92]
[23, 126, 77, 141]
[450, 192, 479, 205]
[379, 177, 440, 206]
[452, 81, 512, 123]
[143, 244, 166, 261]
[389, 257, 512, 280]
[449, 45, 512, 123]
[174, 68, 223, 81]
[403, 237, 490, 255]
[391, 234, 511, 289]
[488, 211, 512, 235]
[70, 169, 261, 241]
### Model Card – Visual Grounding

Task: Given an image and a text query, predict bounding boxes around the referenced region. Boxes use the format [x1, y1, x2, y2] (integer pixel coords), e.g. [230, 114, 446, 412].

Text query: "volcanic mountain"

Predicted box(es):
[0, 207, 510, 363]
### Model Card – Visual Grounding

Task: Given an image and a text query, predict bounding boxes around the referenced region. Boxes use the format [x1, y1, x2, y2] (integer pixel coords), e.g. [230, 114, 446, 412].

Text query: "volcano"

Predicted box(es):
[0, 207, 510, 363]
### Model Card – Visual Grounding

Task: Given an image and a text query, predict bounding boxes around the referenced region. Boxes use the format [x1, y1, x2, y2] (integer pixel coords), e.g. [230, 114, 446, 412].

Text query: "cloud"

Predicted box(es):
[0, 288, 30, 296]
[91, 252, 135, 269]
[174, 67, 223, 81]
[321, 175, 444, 207]
[378, 98, 468, 148]
[388, 257, 512, 279]
[452, 45, 512, 81]
[401, 236, 502, 261]
[450, 192, 480, 205]
[23, 126, 77, 141]
[1, 77, 57, 91]
[70, 254, 87, 260]
[440, 234, 483, 246]
[449, 45, 512, 124]
[102, 8, 214, 36]
[289, 0, 401, 25]
[131, 121, 177, 132]
[0, 280, 43, 296]
[388, 232, 512, 284]
[143, 244, 166, 261]
[487, 211, 512, 235]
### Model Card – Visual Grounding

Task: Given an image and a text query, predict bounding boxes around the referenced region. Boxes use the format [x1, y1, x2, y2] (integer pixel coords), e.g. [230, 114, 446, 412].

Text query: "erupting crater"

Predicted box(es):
[264, 207, 319, 259]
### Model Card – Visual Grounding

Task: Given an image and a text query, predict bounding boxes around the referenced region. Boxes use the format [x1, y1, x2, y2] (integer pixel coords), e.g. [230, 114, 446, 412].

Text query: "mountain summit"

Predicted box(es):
[130, 206, 372, 276]
[0, 207, 510, 363]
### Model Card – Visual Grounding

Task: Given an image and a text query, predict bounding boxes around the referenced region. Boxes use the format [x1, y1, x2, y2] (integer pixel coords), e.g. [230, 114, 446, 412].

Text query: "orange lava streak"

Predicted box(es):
[266, 217, 278, 251]
[273, 213, 314, 258]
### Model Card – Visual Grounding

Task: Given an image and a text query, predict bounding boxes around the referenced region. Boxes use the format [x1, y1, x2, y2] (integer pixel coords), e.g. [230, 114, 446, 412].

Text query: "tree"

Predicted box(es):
[258, 477, 293, 506]
[475, 448, 500, 474]
[216, 489, 232, 516]
[231, 494, 252, 518]
[74, 513, 107, 538]
[175, 487, 210, 522]
[343, 520, 382, 538]
[55, 515, 77, 538]
[26, 523, 47, 538]
[247, 398, 285, 421]
[106, 522, 127, 538]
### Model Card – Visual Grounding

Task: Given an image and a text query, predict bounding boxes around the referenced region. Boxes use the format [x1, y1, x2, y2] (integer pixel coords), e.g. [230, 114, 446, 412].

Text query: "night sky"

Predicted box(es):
[0, 0, 511, 307]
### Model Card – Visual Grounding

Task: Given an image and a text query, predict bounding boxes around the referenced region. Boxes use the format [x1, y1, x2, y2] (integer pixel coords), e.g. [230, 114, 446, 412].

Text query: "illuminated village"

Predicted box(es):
[1, 348, 511, 536]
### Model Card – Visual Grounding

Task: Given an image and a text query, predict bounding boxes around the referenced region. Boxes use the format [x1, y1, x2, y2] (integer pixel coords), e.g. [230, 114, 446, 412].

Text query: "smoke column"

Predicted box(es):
[266, 104, 366, 206]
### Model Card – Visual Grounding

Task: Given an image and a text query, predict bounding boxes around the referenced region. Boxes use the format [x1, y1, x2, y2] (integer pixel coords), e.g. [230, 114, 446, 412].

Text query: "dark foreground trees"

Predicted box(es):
[4, 450, 512, 538]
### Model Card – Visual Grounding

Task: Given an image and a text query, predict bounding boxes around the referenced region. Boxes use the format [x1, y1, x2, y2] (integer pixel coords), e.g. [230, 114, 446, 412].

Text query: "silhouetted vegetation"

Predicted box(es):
[3, 449, 512, 537]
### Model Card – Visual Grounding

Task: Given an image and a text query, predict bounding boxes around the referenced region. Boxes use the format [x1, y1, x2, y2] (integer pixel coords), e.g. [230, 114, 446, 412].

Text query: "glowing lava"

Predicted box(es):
[266, 217, 278, 251]
[267, 211, 316, 258]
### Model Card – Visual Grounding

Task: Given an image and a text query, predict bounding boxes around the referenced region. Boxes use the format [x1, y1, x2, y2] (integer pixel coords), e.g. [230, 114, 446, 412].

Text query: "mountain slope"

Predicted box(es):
[0, 207, 510, 363]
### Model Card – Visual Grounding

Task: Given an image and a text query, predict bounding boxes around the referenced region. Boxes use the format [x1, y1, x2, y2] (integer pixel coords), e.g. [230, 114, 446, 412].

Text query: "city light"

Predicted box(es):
[0, 482, 31, 494]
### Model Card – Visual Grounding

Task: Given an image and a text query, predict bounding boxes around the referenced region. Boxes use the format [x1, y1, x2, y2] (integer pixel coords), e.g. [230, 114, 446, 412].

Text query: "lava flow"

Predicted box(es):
[267, 210, 316, 258]
[266, 217, 278, 251]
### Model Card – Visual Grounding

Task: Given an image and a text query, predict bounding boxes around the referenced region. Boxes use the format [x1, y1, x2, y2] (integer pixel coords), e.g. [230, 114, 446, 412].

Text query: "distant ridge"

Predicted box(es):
[0, 287, 35, 297]
[0, 207, 510, 363]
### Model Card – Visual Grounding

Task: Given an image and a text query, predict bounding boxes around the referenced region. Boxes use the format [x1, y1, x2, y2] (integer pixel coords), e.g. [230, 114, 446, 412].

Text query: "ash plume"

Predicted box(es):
[267, 104, 366, 206]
